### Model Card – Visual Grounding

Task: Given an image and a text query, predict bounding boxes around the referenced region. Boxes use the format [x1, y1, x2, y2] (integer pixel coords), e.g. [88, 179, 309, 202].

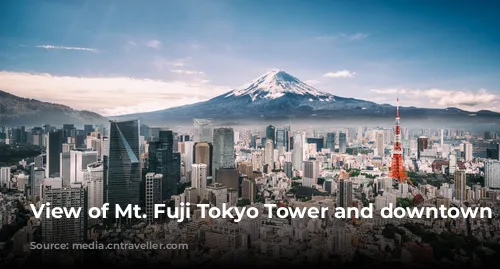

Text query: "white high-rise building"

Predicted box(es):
[485, 159, 500, 189]
[191, 163, 208, 190]
[293, 132, 304, 170]
[70, 150, 98, 183]
[83, 162, 104, 210]
[265, 140, 274, 169]
[100, 137, 109, 159]
[0, 167, 10, 187]
[449, 152, 457, 175]
[184, 141, 195, 178]
[375, 132, 384, 157]
[302, 160, 319, 187]
[251, 150, 263, 172]
[463, 142, 473, 161]
[440, 129, 444, 148]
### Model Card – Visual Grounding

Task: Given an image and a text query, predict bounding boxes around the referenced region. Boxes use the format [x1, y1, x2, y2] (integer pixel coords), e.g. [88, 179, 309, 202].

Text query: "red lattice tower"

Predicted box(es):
[390, 98, 412, 185]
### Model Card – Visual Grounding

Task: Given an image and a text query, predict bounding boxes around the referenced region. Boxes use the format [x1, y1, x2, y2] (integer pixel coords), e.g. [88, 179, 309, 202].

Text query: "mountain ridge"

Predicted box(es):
[0, 89, 108, 127]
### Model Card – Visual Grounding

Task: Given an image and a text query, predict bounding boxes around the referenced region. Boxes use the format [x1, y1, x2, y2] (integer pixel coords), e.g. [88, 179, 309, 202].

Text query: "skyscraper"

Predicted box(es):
[266, 125, 276, 144]
[212, 128, 235, 177]
[264, 140, 274, 169]
[184, 141, 195, 178]
[0, 167, 10, 188]
[376, 132, 384, 157]
[325, 132, 335, 152]
[193, 142, 213, 176]
[41, 181, 85, 262]
[70, 149, 98, 184]
[485, 159, 500, 189]
[339, 131, 347, 154]
[276, 128, 288, 150]
[302, 160, 319, 187]
[148, 130, 178, 200]
[463, 142, 473, 161]
[46, 130, 63, 178]
[107, 120, 141, 220]
[145, 173, 163, 223]
[338, 179, 353, 209]
[191, 163, 208, 190]
[454, 170, 467, 202]
[417, 136, 428, 159]
[194, 118, 212, 142]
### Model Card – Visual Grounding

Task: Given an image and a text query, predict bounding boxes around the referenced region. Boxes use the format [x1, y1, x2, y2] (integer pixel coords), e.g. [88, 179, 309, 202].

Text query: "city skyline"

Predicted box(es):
[1, 0, 499, 116]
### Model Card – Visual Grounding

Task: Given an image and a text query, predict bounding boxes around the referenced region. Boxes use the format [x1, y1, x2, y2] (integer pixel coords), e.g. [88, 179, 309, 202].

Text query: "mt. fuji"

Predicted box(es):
[225, 70, 334, 102]
[111, 70, 500, 127]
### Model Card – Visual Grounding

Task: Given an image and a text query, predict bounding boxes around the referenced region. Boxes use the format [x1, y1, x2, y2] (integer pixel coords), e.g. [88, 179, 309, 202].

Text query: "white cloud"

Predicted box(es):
[146, 39, 162, 49]
[0, 71, 230, 116]
[35, 45, 99, 52]
[323, 70, 356, 78]
[170, 69, 204, 75]
[345, 33, 369, 41]
[370, 88, 500, 112]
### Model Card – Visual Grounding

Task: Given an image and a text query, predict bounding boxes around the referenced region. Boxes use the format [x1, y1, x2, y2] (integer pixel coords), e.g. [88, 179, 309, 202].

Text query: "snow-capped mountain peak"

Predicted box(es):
[225, 70, 334, 101]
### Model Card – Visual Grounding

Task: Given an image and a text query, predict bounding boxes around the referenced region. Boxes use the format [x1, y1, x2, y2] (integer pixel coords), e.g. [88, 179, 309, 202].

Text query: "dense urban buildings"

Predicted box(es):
[2, 119, 500, 267]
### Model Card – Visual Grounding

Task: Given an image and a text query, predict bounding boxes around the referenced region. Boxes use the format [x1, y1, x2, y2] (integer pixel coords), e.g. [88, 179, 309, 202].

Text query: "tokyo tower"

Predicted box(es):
[390, 98, 411, 185]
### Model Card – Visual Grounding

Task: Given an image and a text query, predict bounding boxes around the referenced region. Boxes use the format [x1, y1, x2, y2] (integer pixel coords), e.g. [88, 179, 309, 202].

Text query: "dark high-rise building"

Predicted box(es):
[266, 125, 276, 142]
[62, 124, 76, 141]
[148, 130, 178, 200]
[46, 130, 63, 178]
[84, 125, 94, 134]
[497, 143, 500, 160]
[338, 179, 353, 209]
[325, 133, 335, 152]
[417, 136, 429, 159]
[107, 120, 141, 219]
[487, 144, 500, 160]
[250, 135, 257, 149]
[276, 128, 288, 150]
[284, 162, 293, 179]
[339, 132, 347, 154]
[487, 148, 499, 160]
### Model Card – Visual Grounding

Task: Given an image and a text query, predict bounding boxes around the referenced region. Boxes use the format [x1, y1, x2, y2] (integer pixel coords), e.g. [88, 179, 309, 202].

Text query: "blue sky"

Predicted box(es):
[0, 0, 499, 115]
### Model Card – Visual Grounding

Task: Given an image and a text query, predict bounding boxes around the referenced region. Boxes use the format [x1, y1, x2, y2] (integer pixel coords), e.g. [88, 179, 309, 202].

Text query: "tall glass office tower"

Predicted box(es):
[107, 120, 140, 220]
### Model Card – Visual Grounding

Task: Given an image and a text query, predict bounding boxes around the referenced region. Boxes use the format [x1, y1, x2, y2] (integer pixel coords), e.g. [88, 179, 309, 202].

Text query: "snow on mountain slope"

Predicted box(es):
[225, 69, 335, 101]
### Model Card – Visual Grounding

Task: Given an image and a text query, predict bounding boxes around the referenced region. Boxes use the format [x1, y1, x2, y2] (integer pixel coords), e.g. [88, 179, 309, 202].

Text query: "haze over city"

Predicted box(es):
[1, 0, 499, 116]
